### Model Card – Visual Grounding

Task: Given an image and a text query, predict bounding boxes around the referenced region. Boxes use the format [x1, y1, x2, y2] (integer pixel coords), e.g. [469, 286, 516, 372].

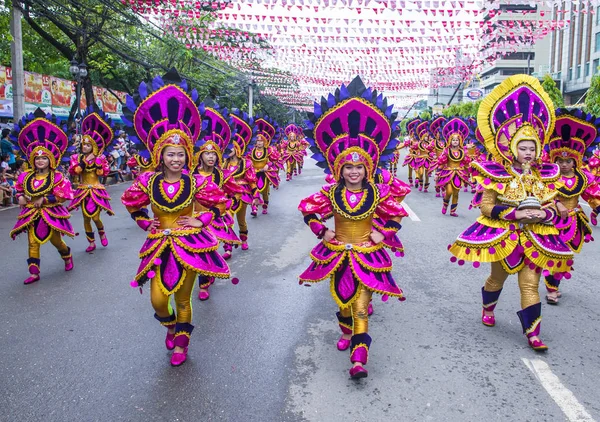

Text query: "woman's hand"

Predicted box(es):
[177, 216, 204, 228]
[556, 202, 569, 220]
[323, 229, 336, 242]
[252, 198, 260, 207]
[32, 197, 44, 208]
[263, 164, 270, 171]
[370, 230, 385, 244]
[18, 196, 27, 207]
[147, 218, 160, 232]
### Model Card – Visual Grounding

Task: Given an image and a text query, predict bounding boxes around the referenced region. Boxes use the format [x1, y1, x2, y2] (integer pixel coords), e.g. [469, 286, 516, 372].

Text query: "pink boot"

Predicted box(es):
[61, 248, 73, 271]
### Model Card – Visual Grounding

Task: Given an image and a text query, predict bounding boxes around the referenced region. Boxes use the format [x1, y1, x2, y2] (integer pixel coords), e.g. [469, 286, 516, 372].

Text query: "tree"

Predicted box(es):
[585, 74, 600, 116]
[419, 110, 431, 120]
[399, 119, 409, 135]
[541, 74, 564, 108]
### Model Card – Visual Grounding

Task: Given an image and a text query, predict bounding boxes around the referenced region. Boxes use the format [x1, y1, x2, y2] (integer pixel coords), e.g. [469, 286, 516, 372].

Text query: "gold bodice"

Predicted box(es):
[251, 148, 268, 170]
[333, 213, 373, 244]
[151, 202, 195, 230]
[557, 196, 579, 211]
[497, 168, 556, 206]
[80, 169, 101, 186]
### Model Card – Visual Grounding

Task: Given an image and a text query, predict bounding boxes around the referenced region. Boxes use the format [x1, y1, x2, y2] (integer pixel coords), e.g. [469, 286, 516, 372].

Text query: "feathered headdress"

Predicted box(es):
[253, 115, 277, 147]
[122, 68, 203, 168]
[477, 75, 555, 162]
[304, 76, 399, 180]
[285, 124, 303, 140]
[547, 108, 600, 167]
[195, 103, 233, 167]
[430, 115, 447, 149]
[442, 117, 470, 147]
[80, 107, 114, 156]
[416, 120, 431, 142]
[230, 108, 255, 157]
[12, 108, 69, 169]
[406, 118, 421, 139]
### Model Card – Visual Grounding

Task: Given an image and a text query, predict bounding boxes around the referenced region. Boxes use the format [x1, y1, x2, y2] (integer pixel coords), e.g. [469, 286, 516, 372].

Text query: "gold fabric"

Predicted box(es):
[557, 196, 579, 211]
[80, 169, 102, 187]
[338, 285, 372, 335]
[151, 203, 194, 230]
[236, 202, 248, 233]
[83, 214, 104, 234]
[445, 184, 460, 205]
[479, 189, 498, 218]
[28, 229, 68, 259]
[484, 261, 541, 309]
[261, 183, 270, 203]
[333, 214, 373, 244]
[150, 270, 196, 323]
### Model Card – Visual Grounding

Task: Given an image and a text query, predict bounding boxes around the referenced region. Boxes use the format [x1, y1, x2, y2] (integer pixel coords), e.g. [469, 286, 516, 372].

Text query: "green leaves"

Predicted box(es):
[541, 74, 564, 108]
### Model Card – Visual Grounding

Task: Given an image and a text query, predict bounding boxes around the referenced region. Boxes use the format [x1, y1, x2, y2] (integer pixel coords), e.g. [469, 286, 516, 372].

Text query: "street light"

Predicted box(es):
[69, 57, 87, 131]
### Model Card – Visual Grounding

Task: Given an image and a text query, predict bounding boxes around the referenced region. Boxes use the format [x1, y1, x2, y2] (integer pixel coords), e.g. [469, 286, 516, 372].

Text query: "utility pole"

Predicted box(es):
[10, 0, 25, 122]
[248, 83, 254, 118]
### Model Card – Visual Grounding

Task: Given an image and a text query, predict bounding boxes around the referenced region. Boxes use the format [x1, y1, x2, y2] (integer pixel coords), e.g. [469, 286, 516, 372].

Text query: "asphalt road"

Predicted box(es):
[1, 157, 599, 422]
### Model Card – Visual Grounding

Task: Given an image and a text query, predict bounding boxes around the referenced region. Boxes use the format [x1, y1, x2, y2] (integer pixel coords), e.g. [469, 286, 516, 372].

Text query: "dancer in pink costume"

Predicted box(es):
[412, 120, 436, 192]
[282, 124, 305, 181]
[68, 108, 114, 253]
[225, 109, 261, 252]
[402, 118, 421, 186]
[543, 108, 600, 304]
[193, 103, 243, 300]
[435, 117, 472, 217]
[249, 116, 281, 215]
[121, 70, 231, 367]
[298, 76, 410, 379]
[10, 109, 75, 284]
[429, 115, 447, 198]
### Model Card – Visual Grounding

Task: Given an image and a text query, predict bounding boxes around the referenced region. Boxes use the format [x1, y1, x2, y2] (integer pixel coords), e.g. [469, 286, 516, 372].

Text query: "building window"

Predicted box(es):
[586, 62, 590, 77]
[596, 33, 600, 52]
[594, 59, 600, 75]
[568, 67, 573, 80]
[557, 71, 562, 80]
[577, 65, 581, 79]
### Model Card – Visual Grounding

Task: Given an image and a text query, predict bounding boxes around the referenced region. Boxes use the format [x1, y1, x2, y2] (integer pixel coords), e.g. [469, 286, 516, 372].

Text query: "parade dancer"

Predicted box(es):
[225, 109, 261, 252]
[429, 116, 447, 198]
[68, 109, 114, 253]
[121, 70, 231, 367]
[193, 104, 243, 300]
[413, 120, 435, 192]
[299, 76, 409, 378]
[10, 109, 75, 284]
[435, 117, 472, 217]
[543, 109, 600, 304]
[402, 118, 420, 186]
[127, 150, 154, 180]
[298, 133, 309, 174]
[282, 124, 304, 181]
[250, 116, 281, 215]
[448, 75, 574, 351]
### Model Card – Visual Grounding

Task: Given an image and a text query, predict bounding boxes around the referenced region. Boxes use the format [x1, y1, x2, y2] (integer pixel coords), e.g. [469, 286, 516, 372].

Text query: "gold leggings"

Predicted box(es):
[262, 183, 270, 204]
[407, 166, 413, 180]
[339, 285, 373, 335]
[287, 160, 296, 175]
[150, 270, 196, 324]
[236, 202, 248, 233]
[416, 167, 429, 185]
[83, 214, 104, 235]
[484, 261, 541, 309]
[444, 184, 460, 205]
[28, 229, 69, 259]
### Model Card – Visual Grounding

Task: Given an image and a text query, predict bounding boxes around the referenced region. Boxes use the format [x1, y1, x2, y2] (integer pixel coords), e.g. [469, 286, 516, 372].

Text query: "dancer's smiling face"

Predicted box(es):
[201, 151, 217, 167]
[342, 164, 365, 187]
[34, 156, 50, 171]
[162, 146, 186, 172]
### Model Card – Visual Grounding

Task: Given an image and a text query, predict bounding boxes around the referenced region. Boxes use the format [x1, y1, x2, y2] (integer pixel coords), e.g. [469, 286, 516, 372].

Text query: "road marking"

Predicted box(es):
[402, 201, 421, 222]
[522, 358, 596, 422]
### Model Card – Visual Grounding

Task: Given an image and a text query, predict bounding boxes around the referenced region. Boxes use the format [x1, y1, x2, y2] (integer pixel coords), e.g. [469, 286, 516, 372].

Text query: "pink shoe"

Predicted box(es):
[481, 310, 495, 327]
[528, 337, 548, 352]
[337, 336, 351, 351]
[64, 256, 74, 272]
[170, 348, 188, 366]
[250, 207, 257, 217]
[100, 234, 108, 247]
[165, 331, 175, 350]
[241, 242, 249, 251]
[222, 251, 232, 260]
[349, 365, 368, 379]
[85, 243, 96, 253]
[435, 193, 441, 198]
[24, 274, 40, 285]
[262, 208, 268, 215]
[198, 289, 210, 301]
